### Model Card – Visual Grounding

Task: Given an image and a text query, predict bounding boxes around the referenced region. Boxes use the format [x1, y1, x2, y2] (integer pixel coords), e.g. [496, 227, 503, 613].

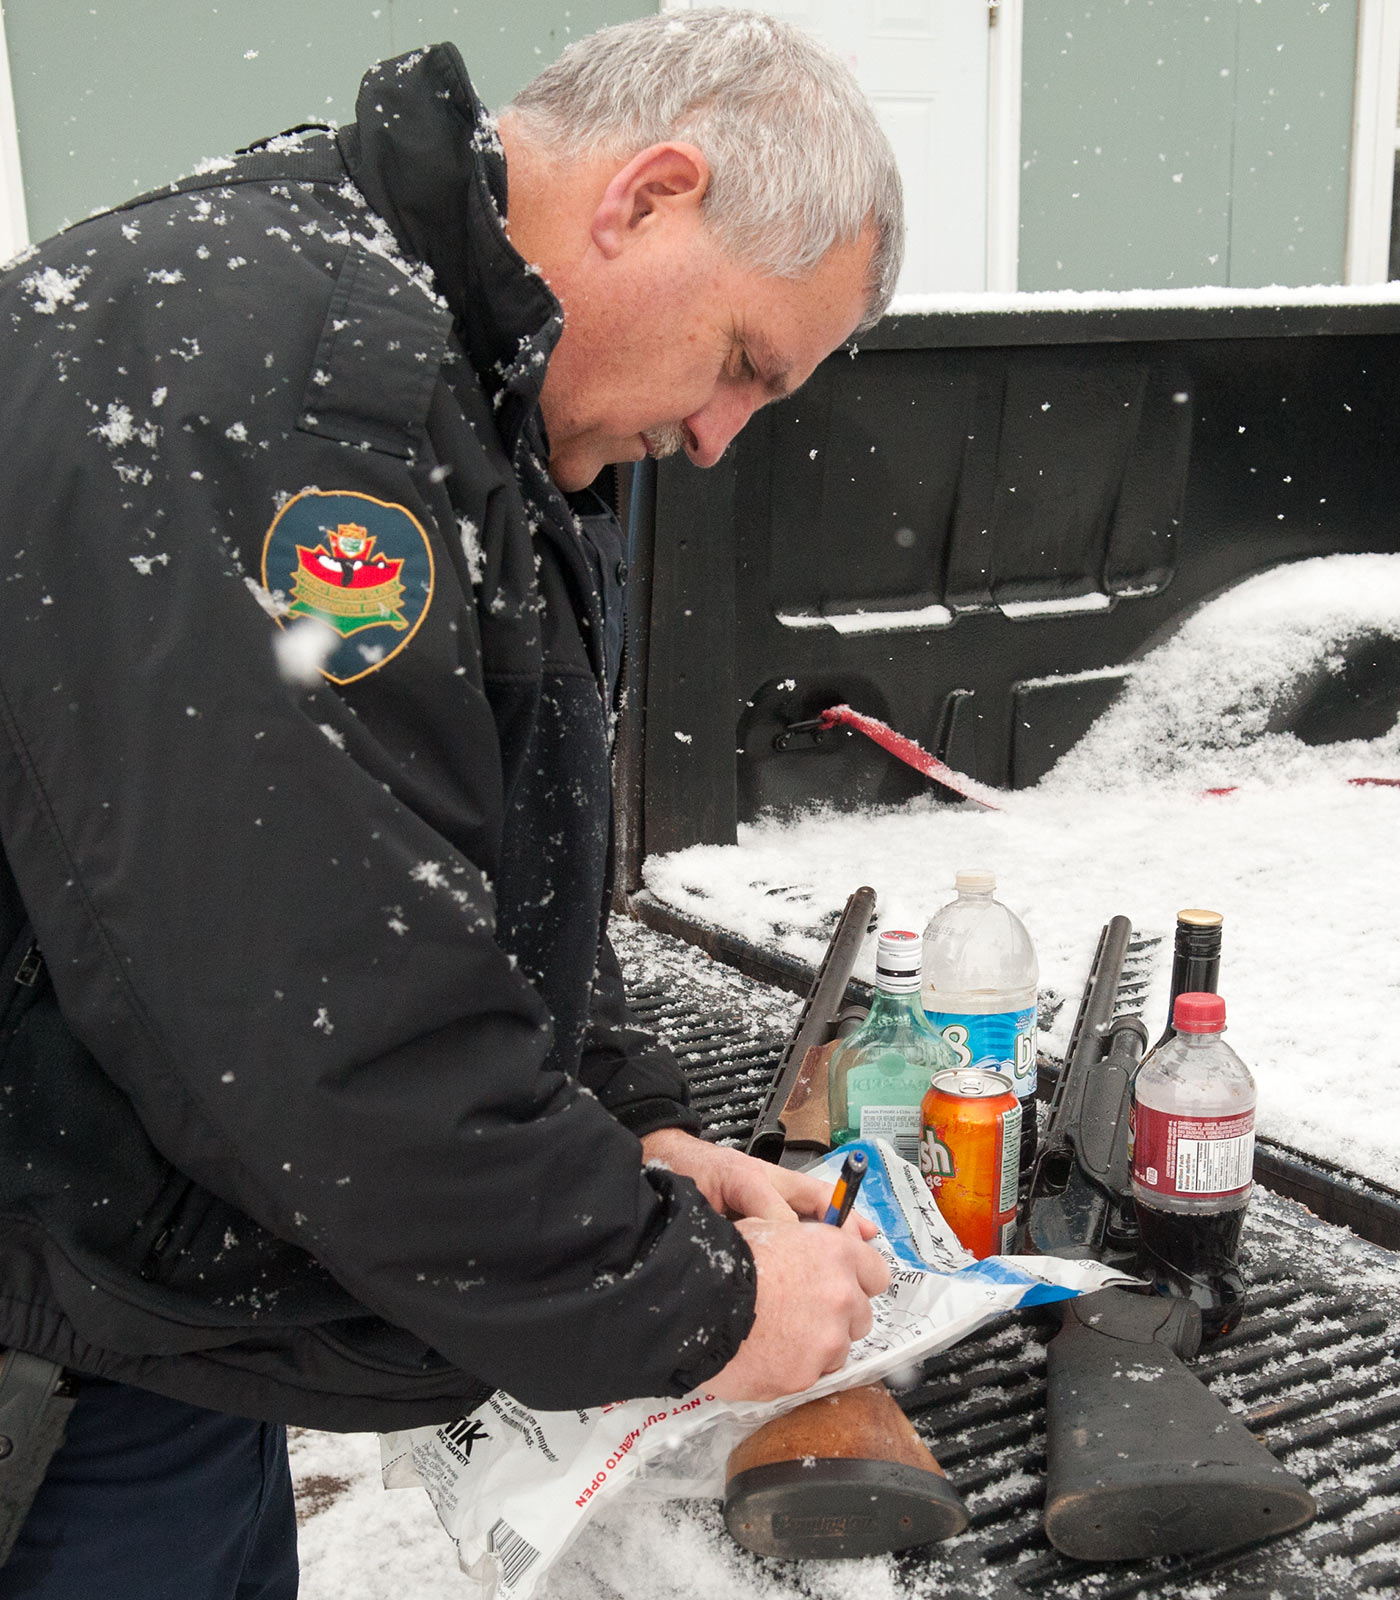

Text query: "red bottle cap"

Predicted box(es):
[1173, 992, 1225, 1032]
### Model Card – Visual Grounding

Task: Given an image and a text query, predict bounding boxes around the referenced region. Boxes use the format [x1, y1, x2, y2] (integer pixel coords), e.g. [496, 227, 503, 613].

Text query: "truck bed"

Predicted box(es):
[615, 295, 1400, 1203]
[611, 918, 1400, 1600]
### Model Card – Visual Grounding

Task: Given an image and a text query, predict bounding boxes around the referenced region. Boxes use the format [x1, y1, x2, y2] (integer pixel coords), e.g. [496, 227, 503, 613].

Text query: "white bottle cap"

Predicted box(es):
[955, 868, 996, 893]
[875, 929, 922, 987]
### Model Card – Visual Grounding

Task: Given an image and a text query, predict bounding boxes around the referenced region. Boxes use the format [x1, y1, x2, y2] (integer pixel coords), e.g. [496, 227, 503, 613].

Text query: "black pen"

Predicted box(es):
[823, 1147, 868, 1227]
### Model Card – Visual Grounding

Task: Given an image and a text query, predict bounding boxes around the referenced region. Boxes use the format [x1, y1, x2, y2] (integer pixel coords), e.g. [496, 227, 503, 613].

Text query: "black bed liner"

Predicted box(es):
[611, 292, 1400, 1596]
[615, 918, 1400, 1600]
[617, 303, 1400, 870]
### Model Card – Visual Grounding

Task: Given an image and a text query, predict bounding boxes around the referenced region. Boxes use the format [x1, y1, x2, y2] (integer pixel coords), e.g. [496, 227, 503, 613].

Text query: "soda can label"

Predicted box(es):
[1133, 1104, 1255, 1198]
[926, 1005, 1037, 1102]
[919, 1070, 1021, 1258]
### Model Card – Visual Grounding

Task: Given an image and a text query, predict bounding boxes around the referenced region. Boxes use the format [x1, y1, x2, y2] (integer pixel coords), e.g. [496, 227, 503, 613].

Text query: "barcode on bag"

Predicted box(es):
[1175, 1132, 1253, 1194]
[489, 1517, 541, 1590]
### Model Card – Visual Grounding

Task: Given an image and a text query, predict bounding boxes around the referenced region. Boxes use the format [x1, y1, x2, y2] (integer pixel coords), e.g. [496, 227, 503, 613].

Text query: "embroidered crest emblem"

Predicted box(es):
[262, 490, 434, 684]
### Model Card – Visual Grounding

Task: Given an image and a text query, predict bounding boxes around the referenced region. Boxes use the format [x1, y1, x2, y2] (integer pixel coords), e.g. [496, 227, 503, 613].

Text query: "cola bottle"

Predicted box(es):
[922, 869, 1039, 1174]
[1130, 991, 1256, 1340]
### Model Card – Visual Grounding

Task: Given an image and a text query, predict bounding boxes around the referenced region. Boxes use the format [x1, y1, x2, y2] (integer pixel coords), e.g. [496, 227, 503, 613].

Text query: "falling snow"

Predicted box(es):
[272, 615, 338, 685]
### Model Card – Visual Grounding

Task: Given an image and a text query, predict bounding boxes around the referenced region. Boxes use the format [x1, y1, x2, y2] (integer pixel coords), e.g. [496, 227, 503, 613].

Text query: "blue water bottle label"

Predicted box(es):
[926, 1006, 1038, 1101]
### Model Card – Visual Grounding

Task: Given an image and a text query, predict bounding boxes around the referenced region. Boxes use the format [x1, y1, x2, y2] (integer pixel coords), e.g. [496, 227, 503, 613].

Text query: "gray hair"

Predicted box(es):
[506, 7, 904, 327]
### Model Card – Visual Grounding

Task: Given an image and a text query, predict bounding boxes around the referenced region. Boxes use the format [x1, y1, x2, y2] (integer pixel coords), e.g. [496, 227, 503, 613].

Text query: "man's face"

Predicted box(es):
[539, 215, 874, 493]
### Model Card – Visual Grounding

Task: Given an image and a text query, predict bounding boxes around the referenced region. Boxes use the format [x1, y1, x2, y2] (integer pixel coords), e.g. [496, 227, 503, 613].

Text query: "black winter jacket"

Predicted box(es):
[0, 44, 756, 1430]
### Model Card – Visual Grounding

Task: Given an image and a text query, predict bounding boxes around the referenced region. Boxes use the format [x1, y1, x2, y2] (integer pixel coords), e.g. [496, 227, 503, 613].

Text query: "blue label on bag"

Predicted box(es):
[925, 1006, 1037, 1100]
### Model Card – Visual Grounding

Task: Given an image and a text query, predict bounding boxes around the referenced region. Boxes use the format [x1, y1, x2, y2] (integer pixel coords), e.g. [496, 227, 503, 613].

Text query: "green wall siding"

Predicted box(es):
[7, 1, 1365, 287]
[6, 0, 650, 242]
[1020, 0, 1358, 291]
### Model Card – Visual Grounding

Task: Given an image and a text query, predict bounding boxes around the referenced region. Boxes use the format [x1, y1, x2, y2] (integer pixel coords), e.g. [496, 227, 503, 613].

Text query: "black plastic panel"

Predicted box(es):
[623, 307, 1400, 866]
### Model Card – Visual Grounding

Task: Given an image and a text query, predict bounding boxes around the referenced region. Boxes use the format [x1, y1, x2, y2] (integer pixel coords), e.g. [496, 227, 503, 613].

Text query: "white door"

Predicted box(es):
[0, 6, 28, 262]
[663, 0, 1008, 295]
[1346, 0, 1400, 282]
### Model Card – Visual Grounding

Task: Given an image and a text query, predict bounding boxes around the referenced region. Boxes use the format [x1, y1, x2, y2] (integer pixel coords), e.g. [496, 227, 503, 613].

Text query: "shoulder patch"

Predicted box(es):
[261, 489, 434, 684]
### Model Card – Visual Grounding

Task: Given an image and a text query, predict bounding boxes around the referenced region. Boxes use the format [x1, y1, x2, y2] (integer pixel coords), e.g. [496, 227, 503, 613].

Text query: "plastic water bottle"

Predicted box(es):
[828, 930, 956, 1167]
[921, 870, 1039, 1174]
[1130, 991, 1256, 1340]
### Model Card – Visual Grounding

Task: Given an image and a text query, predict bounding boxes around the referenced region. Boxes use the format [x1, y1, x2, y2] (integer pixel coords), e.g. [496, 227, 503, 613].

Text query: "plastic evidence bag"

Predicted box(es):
[379, 1140, 1128, 1600]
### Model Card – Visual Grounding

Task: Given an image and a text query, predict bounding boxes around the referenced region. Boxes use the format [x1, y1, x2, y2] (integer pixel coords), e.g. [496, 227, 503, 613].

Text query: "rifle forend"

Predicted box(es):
[1020, 914, 1144, 1272]
[745, 885, 876, 1167]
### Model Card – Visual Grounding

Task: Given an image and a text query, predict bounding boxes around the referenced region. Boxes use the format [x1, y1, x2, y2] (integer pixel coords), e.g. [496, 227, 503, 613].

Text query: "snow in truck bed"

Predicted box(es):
[641, 553, 1400, 1196]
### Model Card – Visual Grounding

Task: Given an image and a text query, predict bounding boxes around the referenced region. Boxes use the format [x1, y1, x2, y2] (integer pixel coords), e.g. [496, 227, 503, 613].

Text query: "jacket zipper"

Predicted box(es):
[13, 943, 42, 989]
[0, 932, 44, 1039]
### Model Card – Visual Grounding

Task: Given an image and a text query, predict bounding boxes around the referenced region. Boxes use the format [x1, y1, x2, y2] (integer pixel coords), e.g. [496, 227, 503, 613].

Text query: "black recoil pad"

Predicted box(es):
[724, 1457, 968, 1560]
[1043, 1286, 1316, 1561]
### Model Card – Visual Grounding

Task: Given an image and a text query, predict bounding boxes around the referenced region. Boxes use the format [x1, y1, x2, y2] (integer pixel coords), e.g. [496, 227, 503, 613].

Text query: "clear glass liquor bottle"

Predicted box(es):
[829, 930, 957, 1167]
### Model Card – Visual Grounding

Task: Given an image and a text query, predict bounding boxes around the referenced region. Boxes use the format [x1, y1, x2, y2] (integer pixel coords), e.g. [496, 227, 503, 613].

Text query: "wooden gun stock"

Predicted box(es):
[724, 1385, 967, 1559]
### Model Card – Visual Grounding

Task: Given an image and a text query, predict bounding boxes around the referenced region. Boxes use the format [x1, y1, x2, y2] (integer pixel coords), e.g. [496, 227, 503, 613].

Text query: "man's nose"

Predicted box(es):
[683, 388, 760, 469]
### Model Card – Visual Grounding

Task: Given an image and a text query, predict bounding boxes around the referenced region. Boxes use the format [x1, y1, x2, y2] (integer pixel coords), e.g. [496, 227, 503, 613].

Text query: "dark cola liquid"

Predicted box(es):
[1135, 1199, 1247, 1340]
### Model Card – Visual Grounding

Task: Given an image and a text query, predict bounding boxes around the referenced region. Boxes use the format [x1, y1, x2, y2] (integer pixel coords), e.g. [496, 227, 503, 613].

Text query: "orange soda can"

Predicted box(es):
[919, 1068, 1022, 1258]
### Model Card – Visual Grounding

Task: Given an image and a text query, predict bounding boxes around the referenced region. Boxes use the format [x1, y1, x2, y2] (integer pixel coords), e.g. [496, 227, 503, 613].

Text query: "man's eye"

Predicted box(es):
[731, 349, 758, 383]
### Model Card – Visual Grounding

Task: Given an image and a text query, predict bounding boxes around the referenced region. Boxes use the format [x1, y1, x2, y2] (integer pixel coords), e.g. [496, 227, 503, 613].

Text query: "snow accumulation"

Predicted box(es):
[643, 553, 1400, 1195]
[887, 279, 1400, 318]
[292, 1417, 918, 1600]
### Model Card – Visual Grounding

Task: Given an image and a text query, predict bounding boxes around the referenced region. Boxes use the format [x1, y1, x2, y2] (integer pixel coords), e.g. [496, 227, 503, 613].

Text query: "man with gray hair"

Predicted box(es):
[503, 7, 902, 488]
[0, 9, 901, 1594]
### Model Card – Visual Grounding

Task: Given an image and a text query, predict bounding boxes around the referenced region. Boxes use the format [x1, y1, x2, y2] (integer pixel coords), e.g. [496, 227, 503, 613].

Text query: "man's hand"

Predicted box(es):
[640, 1126, 876, 1238]
[640, 1127, 889, 1401]
[705, 1217, 891, 1401]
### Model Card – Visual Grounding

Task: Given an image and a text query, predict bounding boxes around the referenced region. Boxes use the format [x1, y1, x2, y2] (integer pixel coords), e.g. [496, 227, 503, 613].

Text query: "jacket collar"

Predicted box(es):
[336, 44, 563, 422]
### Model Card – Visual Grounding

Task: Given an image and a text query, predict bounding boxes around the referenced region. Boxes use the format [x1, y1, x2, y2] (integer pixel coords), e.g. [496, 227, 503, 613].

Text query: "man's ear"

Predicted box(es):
[590, 143, 710, 259]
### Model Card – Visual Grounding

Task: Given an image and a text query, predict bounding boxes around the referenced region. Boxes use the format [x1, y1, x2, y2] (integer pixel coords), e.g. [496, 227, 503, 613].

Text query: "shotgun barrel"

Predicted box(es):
[726, 885, 968, 1560]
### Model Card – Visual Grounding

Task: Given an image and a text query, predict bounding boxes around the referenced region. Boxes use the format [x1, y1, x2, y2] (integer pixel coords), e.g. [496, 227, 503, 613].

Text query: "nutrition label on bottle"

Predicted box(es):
[857, 1106, 921, 1167]
[1133, 1106, 1255, 1197]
